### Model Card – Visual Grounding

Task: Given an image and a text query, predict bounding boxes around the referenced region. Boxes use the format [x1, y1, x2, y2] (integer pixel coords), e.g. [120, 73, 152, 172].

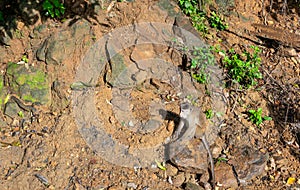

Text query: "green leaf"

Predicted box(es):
[155, 160, 166, 171]
[205, 109, 213, 119]
[18, 111, 24, 118]
[263, 116, 272, 121]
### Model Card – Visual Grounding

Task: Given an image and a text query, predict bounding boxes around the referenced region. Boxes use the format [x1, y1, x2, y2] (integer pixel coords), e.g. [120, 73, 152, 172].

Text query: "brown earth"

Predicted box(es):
[0, 0, 300, 189]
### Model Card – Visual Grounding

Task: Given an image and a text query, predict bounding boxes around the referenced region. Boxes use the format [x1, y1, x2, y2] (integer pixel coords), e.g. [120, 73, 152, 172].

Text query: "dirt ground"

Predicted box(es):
[0, 0, 300, 189]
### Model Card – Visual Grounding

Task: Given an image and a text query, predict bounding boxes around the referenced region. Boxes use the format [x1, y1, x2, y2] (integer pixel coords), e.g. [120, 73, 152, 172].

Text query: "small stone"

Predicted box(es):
[184, 182, 204, 190]
[286, 48, 297, 57]
[267, 20, 274, 25]
[211, 137, 223, 158]
[128, 120, 134, 127]
[199, 171, 210, 185]
[166, 163, 178, 176]
[151, 173, 158, 180]
[172, 172, 185, 187]
[127, 182, 137, 189]
[215, 162, 238, 189]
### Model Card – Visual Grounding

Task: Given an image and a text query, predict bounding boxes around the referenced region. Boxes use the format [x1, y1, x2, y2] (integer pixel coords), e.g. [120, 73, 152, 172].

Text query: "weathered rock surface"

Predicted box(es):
[215, 162, 238, 188]
[36, 20, 93, 65]
[229, 145, 268, 185]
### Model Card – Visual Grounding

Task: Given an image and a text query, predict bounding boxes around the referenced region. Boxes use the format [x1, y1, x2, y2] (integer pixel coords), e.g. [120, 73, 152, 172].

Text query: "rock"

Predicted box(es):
[215, 0, 235, 15]
[172, 172, 186, 187]
[215, 162, 238, 189]
[0, 27, 11, 46]
[29, 24, 49, 39]
[170, 139, 208, 174]
[5, 62, 51, 105]
[4, 101, 22, 118]
[267, 20, 274, 25]
[166, 163, 178, 176]
[105, 53, 127, 86]
[127, 182, 137, 189]
[285, 48, 298, 57]
[50, 80, 70, 112]
[0, 74, 8, 110]
[229, 146, 268, 185]
[37, 20, 92, 65]
[173, 15, 201, 40]
[156, 0, 180, 18]
[185, 182, 204, 190]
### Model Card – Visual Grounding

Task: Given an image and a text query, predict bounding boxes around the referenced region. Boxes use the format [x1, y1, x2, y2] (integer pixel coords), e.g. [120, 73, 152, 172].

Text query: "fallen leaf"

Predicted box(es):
[287, 177, 296, 185]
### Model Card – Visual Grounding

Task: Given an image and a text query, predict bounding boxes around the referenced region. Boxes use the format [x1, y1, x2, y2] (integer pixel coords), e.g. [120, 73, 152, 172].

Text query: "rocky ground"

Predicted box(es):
[0, 0, 299, 189]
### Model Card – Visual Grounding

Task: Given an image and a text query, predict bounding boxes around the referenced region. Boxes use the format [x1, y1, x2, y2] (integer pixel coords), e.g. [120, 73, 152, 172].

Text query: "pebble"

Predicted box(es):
[184, 182, 204, 190]
[267, 20, 274, 25]
[166, 163, 178, 176]
[172, 172, 185, 187]
[286, 48, 298, 57]
[127, 182, 137, 189]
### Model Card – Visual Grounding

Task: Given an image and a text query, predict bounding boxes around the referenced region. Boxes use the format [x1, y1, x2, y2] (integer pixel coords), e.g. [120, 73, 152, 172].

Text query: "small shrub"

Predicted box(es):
[248, 108, 272, 126]
[42, 0, 65, 18]
[223, 46, 262, 88]
[178, 0, 208, 35]
[205, 109, 213, 119]
[178, 0, 199, 15]
[208, 11, 228, 31]
[190, 47, 215, 84]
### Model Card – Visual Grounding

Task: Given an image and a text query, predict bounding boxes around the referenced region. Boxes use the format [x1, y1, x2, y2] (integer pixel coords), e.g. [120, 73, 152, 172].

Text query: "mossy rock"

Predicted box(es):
[6, 62, 51, 105]
[105, 53, 127, 86]
[0, 74, 8, 110]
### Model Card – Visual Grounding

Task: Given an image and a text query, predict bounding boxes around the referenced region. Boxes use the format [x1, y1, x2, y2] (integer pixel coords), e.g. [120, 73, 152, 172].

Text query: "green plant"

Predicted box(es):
[178, 0, 208, 35]
[248, 108, 272, 126]
[190, 47, 215, 84]
[191, 12, 208, 34]
[205, 109, 213, 119]
[21, 55, 29, 63]
[155, 160, 167, 171]
[18, 111, 24, 118]
[42, 0, 65, 18]
[216, 157, 228, 166]
[208, 11, 228, 30]
[178, 0, 199, 15]
[223, 46, 262, 88]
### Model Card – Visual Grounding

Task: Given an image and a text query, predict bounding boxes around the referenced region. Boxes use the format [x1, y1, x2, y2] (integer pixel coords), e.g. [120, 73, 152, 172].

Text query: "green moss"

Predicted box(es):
[22, 94, 37, 102]
[6, 62, 19, 75]
[8, 63, 48, 90]
[15, 74, 26, 85]
[16, 70, 47, 89]
[5, 62, 50, 105]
